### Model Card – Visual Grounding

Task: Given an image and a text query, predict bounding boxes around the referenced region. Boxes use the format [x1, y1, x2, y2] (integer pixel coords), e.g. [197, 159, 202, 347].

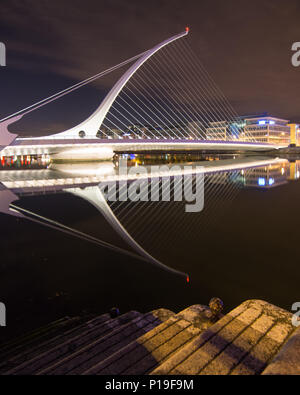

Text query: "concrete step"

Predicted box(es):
[0, 316, 82, 364]
[37, 308, 174, 375]
[0, 312, 113, 373]
[2, 300, 293, 375]
[150, 300, 295, 375]
[262, 326, 300, 375]
[83, 304, 216, 375]
[3, 311, 141, 375]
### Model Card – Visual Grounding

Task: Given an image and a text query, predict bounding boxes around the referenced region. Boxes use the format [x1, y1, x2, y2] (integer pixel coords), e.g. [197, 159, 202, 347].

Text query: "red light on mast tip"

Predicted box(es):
[185, 27, 190, 33]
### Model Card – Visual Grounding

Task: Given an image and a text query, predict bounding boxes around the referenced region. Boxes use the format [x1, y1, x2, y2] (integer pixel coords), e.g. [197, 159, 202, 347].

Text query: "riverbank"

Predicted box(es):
[267, 146, 300, 160]
[0, 299, 298, 375]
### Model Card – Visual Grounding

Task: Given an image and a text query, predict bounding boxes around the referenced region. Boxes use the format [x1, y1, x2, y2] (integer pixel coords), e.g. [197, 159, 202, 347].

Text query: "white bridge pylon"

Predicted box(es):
[0, 28, 284, 155]
[26, 30, 189, 142]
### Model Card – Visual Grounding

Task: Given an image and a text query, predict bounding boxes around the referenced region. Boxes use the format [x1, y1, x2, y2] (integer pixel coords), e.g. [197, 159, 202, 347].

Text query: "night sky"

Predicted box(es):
[0, 0, 299, 136]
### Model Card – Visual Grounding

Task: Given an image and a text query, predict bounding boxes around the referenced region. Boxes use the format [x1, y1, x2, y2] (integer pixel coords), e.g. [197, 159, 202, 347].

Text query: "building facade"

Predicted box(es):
[96, 115, 299, 145]
[241, 116, 291, 145]
[206, 114, 299, 146]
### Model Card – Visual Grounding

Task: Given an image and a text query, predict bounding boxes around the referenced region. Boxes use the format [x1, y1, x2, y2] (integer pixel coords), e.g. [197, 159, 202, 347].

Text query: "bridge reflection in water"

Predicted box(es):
[0, 154, 299, 280]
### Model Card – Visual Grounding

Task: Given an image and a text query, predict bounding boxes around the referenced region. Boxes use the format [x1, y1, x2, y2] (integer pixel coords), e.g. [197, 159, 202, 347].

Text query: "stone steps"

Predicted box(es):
[38, 312, 164, 375]
[83, 317, 196, 375]
[0, 300, 296, 375]
[0, 313, 112, 373]
[150, 300, 295, 375]
[0, 316, 83, 368]
[2, 311, 141, 375]
[83, 304, 216, 375]
[262, 326, 300, 375]
[0, 308, 174, 375]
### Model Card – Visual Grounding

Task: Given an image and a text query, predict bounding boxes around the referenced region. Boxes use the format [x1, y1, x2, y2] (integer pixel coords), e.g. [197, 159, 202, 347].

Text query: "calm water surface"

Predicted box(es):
[0, 153, 299, 341]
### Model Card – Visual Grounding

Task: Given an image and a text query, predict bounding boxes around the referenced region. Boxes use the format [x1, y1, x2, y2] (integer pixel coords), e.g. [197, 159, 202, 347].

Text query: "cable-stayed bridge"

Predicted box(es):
[0, 28, 285, 160]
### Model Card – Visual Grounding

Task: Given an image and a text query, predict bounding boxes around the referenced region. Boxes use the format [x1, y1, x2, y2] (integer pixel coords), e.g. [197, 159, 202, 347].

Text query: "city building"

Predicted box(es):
[206, 119, 248, 141]
[206, 121, 233, 140]
[241, 115, 291, 145]
[206, 114, 300, 145]
[185, 121, 206, 139]
[97, 115, 299, 145]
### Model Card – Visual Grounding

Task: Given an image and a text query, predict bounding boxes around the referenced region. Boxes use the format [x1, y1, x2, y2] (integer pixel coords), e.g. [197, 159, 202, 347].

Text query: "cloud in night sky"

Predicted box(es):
[0, 0, 300, 136]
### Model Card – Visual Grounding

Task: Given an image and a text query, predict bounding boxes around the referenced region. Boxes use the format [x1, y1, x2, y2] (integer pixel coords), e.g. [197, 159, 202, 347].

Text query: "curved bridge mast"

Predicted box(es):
[43, 29, 189, 140]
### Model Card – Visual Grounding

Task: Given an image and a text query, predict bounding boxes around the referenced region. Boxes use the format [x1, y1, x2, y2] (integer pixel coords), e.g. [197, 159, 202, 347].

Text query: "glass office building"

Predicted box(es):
[206, 114, 294, 145]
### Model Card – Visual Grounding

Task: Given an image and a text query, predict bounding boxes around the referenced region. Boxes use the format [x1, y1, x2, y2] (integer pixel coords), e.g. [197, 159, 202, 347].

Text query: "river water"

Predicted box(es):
[0, 153, 299, 341]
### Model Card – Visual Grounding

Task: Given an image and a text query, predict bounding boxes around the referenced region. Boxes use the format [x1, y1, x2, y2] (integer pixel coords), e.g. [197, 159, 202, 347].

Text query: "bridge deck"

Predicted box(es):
[0, 138, 282, 156]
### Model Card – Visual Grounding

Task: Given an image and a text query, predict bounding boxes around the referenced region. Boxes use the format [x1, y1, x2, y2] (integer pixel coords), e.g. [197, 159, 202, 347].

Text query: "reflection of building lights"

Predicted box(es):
[281, 168, 285, 175]
[269, 178, 275, 186]
[258, 177, 266, 186]
[297, 171, 300, 179]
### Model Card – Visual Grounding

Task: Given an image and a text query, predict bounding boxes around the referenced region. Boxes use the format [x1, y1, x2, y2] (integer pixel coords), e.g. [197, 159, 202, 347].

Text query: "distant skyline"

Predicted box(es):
[0, 0, 300, 137]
